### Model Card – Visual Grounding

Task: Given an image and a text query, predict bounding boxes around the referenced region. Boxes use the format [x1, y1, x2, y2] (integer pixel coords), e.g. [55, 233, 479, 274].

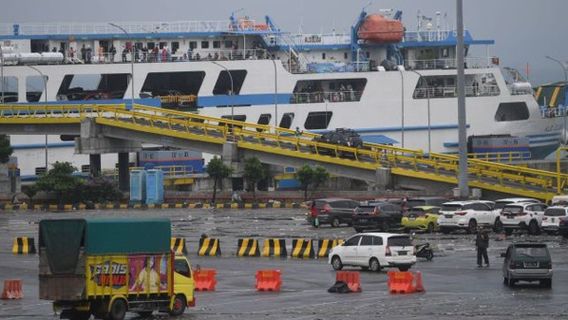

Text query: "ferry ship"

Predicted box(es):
[0, 9, 565, 176]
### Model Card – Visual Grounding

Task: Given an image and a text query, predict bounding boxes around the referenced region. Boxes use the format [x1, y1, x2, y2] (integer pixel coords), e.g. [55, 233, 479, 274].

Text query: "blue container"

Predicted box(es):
[145, 169, 165, 205]
[130, 170, 146, 203]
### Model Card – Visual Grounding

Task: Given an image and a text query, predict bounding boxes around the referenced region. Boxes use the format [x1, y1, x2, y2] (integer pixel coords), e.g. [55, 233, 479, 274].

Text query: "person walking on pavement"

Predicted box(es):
[476, 228, 489, 267]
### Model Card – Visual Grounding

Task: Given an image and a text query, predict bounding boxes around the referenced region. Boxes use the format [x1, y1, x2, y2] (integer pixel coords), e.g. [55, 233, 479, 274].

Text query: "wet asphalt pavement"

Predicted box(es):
[1, 208, 568, 319]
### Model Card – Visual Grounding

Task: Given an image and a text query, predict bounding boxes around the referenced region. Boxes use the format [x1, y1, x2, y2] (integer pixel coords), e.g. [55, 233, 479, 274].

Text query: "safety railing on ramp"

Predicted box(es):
[0, 103, 566, 201]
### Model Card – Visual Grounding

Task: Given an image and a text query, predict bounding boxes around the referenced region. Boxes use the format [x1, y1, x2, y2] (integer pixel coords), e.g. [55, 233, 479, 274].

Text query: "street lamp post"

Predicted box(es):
[27, 65, 48, 170]
[211, 61, 234, 118]
[271, 58, 278, 129]
[109, 23, 135, 109]
[409, 70, 431, 154]
[557, 146, 568, 194]
[0, 44, 4, 104]
[456, 0, 469, 198]
[399, 68, 405, 148]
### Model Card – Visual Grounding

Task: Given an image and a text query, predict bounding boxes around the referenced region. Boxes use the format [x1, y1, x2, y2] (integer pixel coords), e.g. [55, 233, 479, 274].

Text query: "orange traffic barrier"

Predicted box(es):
[194, 269, 217, 291]
[335, 271, 362, 292]
[387, 271, 425, 294]
[255, 269, 282, 291]
[1, 279, 23, 299]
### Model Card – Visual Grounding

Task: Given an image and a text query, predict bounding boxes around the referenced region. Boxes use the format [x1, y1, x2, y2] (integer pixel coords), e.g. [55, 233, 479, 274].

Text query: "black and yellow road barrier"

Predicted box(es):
[198, 237, 221, 256]
[236, 238, 260, 257]
[317, 239, 344, 258]
[171, 237, 188, 255]
[291, 239, 314, 259]
[261, 239, 287, 258]
[12, 237, 36, 254]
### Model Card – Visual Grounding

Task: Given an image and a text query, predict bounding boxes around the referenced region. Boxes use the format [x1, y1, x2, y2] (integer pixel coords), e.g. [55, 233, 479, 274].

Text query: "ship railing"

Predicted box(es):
[290, 90, 363, 104]
[130, 165, 195, 177]
[404, 30, 453, 42]
[405, 57, 493, 70]
[468, 151, 532, 163]
[0, 20, 236, 36]
[270, 33, 351, 47]
[540, 106, 567, 119]
[60, 48, 270, 65]
[413, 85, 500, 99]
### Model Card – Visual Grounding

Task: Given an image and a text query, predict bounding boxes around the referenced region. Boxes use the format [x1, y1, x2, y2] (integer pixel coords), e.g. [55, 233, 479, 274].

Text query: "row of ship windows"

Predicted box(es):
[0, 72, 500, 103]
[222, 111, 333, 130]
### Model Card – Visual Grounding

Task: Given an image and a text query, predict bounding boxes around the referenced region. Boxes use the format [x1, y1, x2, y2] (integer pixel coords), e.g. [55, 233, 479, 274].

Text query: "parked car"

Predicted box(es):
[308, 198, 360, 227]
[405, 197, 447, 210]
[541, 206, 568, 235]
[500, 202, 547, 235]
[492, 198, 539, 231]
[352, 202, 403, 232]
[313, 128, 363, 157]
[329, 233, 416, 272]
[401, 206, 441, 233]
[437, 200, 498, 234]
[501, 243, 552, 288]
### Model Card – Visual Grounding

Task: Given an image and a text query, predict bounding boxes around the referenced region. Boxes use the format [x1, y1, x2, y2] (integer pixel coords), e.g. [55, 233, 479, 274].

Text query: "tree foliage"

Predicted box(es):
[295, 165, 329, 200]
[206, 156, 233, 203]
[77, 176, 122, 204]
[0, 135, 13, 164]
[243, 157, 266, 200]
[36, 161, 82, 206]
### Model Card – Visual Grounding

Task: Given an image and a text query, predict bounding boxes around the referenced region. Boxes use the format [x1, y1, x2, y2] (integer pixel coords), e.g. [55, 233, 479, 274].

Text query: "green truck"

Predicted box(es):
[39, 218, 195, 320]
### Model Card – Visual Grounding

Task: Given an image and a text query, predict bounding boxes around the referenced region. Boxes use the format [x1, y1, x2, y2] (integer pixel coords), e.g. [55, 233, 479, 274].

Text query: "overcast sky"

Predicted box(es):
[2, 0, 567, 85]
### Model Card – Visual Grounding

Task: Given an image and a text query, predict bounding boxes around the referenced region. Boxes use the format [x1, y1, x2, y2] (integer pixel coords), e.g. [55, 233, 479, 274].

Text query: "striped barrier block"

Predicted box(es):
[291, 239, 314, 259]
[261, 239, 287, 258]
[317, 239, 344, 258]
[12, 237, 36, 255]
[237, 238, 260, 257]
[171, 237, 188, 255]
[198, 238, 221, 256]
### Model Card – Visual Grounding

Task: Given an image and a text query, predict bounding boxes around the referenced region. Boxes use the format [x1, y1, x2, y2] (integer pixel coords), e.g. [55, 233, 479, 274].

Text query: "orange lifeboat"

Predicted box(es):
[357, 14, 404, 43]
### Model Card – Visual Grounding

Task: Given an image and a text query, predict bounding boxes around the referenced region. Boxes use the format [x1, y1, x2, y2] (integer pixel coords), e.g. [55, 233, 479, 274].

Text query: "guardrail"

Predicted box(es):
[1, 103, 567, 200]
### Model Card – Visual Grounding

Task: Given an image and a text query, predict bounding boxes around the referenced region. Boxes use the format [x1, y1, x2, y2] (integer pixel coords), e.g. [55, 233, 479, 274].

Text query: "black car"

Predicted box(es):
[308, 198, 360, 227]
[313, 128, 363, 157]
[501, 243, 552, 288]
[352, 202, 403, 232]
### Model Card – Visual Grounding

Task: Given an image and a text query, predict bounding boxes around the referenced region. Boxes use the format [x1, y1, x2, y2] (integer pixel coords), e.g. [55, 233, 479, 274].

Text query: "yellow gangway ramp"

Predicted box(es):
[237, 238, 260, 257]
[198, 238, 221, 256]
[261, 239, 287, 258]
[291, 239, 314, 259]
[171, 237, 188, 255]
[12, 237, 36, 255]
[317, 239, 344, 258]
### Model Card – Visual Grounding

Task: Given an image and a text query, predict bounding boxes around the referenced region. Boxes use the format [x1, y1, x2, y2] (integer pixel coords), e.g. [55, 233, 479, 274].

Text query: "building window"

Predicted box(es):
[213, 41, 221, 49]
[201, 41, 209, 49]
[304, 112, 332, 129]
[279, 113, 294, 129]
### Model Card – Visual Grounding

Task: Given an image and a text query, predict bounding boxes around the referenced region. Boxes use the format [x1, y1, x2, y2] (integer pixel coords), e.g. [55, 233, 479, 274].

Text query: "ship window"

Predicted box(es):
[279, 113, 294, 129]
[189, 41, 197, 50]
[224, 40, 234, 48]
[26, 75, 47, 102]
[201, 41, 209, 49]
[141, 71, 205, 97]
[56, 73, 130, 101]
[257, 114, 271, 125]
[495, 102, 529, 122]
[304, 112, 332, 129]
[292, 78, 366, 103]
[413, 74, 500, 99]
[171, 42, 180, 54]
[322, 53, 326, 60]
[344, 52, 348, 60]
[159, 42, 167, 49]
[147, 42, 155, 50]
[213, 70, 247, 95]
[1, 76, 18, 102]
[213, 41, 221, 49]
[222, 115, 246, 122]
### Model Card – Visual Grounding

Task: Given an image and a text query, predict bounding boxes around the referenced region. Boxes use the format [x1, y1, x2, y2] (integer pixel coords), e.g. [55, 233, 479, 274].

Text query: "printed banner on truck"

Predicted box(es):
[86, 256, 129, 295]
[128, 255, 169, 293]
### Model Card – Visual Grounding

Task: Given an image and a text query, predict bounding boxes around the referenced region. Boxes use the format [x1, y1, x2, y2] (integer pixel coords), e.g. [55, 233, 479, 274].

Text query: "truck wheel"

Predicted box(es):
[169, 294, 186, 316]
[108, 299, 127, 320]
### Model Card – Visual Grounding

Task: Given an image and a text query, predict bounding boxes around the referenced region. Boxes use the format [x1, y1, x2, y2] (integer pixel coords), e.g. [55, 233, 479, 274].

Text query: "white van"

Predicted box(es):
[328, 233, 416, 272]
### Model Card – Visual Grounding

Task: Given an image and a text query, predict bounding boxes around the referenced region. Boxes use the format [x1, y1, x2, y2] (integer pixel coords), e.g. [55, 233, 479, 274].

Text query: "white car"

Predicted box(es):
[500, 202, 547, 235]
[492, 198, 540, 230]
[437, 201, 498, 234]
[329, 233, 416, 272]
[541, 206, 568, 234]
